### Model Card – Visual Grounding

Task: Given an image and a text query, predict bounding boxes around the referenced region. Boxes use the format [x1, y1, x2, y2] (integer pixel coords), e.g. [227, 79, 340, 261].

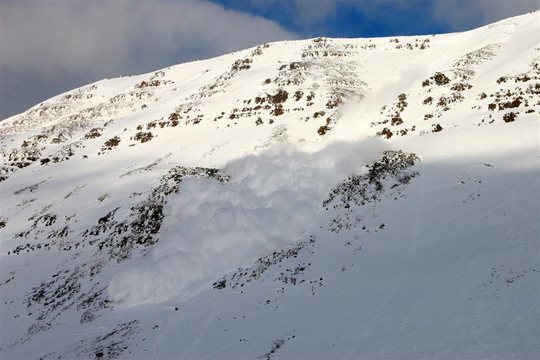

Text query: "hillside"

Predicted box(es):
[0, 11, 539, 359]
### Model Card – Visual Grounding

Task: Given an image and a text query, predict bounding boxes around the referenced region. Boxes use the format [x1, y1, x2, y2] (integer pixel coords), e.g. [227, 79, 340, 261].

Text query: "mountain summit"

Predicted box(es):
[1, 11, 539, 359]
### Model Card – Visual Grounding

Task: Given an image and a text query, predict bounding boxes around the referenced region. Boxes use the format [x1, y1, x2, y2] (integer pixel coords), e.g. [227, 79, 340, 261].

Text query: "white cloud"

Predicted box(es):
[0, 0, 297, 118]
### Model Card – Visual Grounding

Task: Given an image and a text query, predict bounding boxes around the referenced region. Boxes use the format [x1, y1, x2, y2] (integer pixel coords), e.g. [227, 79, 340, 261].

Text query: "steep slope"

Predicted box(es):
[0, 12, 539, 359]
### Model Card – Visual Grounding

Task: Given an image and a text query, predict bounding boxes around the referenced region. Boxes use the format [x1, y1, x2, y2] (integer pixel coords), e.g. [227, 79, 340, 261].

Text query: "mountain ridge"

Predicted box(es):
[0, 11, 539, 359]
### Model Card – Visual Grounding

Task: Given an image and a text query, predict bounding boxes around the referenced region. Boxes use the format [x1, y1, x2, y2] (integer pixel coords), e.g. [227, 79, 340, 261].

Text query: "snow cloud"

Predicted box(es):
[108, 139, 385, 306]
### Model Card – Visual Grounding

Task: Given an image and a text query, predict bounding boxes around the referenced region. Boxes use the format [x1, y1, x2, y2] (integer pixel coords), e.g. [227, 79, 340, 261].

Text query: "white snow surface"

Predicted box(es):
[0, 11, 539, 359]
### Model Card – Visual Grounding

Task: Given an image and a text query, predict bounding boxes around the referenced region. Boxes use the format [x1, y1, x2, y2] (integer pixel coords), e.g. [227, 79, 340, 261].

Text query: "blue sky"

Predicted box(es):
[211, 0, 539, 37]
[0, 0, 538, 119]
[213, 0, 450, 37]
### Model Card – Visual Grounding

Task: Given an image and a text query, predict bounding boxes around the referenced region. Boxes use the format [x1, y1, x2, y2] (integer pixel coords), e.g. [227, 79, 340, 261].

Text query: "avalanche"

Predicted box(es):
[0, 11, 539, 360]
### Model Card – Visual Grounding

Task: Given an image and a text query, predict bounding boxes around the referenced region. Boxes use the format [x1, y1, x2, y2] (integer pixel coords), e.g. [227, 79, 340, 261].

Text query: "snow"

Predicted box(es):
[108, 139, 384, 306]
[0, 11, 539, 360]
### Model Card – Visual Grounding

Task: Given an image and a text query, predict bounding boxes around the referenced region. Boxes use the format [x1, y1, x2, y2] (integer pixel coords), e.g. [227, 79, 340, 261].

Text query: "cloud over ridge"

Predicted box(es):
[0, 0, 297, 119]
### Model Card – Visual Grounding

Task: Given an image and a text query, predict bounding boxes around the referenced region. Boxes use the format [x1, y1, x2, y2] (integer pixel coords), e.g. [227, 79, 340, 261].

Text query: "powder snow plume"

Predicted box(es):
[108, 139, 385, 305]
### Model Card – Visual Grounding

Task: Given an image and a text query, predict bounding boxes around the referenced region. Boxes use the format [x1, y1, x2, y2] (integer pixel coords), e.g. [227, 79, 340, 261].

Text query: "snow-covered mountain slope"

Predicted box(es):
[1, 11, 539, 359]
